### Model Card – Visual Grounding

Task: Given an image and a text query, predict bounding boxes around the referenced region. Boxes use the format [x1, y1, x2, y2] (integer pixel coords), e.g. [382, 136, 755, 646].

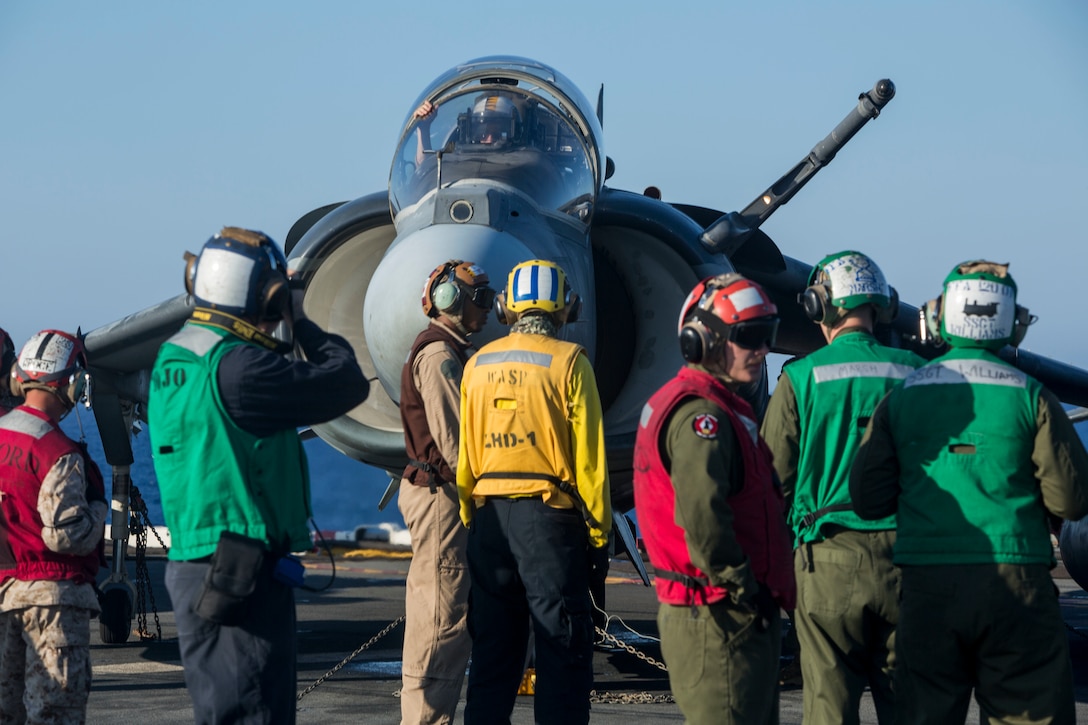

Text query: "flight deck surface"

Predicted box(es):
[85, 550, 1088, 724]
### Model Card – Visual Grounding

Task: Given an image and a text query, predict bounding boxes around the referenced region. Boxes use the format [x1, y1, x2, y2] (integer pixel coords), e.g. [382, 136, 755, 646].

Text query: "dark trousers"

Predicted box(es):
[464, 498, 594, 725]
[165, 559, 298, 725]
[896, 563, 1074, 725]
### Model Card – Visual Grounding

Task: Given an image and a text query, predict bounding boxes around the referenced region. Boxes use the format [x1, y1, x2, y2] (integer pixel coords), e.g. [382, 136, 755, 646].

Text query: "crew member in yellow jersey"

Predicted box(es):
[457, 259, 611, 725]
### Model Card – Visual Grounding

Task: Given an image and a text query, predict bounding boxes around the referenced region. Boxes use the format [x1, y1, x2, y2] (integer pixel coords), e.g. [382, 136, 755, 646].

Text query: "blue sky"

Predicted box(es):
[3, 1, 1087, 371]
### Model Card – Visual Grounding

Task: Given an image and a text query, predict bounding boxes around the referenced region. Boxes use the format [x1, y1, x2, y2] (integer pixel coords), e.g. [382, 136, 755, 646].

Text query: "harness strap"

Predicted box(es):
[799, 503, 855, 529]
[407, 459, 443, 494]
[477, 471, 602, 531]
[653, 566, 716, 611]
[653, 567, 711, 590]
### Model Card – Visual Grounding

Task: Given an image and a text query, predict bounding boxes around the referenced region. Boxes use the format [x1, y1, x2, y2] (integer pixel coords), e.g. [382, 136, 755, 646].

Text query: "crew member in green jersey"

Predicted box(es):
[851, 260, 1088, 725]
[762, 250, 924, 724]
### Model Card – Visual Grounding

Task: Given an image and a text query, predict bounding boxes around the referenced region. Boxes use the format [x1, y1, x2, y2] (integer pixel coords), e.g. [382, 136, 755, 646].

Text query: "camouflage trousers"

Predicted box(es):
[0, 604, 93, 724]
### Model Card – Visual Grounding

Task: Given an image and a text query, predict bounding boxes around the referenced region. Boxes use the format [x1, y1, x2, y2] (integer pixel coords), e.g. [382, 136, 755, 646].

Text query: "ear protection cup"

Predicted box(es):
[679, 322, 711, 363]
[800, 284, 834, 324]
[494, 292, 512, 325]
[183, 251, 198, 296]
[564, 292, 581, 324]
[61, 370, 88, 408]
[877, 287, 900, 324]
[1010, 305, 1036, 347]
[431, 266, 463, 315]
[260, 276, 289, 322]
[920, 295, 943, 346]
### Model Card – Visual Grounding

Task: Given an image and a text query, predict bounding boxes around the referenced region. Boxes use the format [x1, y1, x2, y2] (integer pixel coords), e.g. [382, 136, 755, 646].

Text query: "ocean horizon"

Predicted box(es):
[58, 402, 1088, 544]
[60, 409, 406, 537]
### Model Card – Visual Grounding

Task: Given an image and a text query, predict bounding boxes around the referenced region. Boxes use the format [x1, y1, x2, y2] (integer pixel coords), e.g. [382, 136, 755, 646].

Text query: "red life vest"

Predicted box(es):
[634, 367, 795, 609]
[0, 406, 104, 584]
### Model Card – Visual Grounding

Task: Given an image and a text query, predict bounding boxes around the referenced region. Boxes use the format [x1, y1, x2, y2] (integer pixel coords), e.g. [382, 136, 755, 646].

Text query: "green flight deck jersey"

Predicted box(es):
[149, 323, 312, 561]
[763, 330, 924, 545]
[868, 348, 1056, 565]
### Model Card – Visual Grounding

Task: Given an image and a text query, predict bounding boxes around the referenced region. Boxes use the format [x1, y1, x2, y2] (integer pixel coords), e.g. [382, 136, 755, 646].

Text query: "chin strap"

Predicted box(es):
[191, 308, 292, 354]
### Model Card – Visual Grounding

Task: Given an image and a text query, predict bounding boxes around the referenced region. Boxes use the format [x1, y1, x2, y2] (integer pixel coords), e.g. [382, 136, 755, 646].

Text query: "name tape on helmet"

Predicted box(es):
[823, 253, 888, 300]
[942, 278, 1015, 342]
[19, 333, 79, 376]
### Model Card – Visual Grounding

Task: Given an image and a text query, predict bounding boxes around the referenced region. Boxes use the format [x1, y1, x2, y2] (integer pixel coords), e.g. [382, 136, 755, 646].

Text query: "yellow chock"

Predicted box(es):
[517, 667, 536, 695]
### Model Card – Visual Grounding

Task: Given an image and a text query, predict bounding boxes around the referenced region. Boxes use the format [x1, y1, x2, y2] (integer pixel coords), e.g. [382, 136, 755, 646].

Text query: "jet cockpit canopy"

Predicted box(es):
[390, 56, 604, 228]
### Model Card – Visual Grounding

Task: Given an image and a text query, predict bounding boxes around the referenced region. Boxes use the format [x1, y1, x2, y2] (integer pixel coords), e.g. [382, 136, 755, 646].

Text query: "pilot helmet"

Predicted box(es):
[801, 250, 899, 326]
[678, 273, 779, 364]
[184, 227, 290, 322]
[922, 260, 1034, 349]
[471, 94, 519, 145]
[495, 259, 580, 324]
[421, 259, 494, 318]
[10, 329, 89, 408]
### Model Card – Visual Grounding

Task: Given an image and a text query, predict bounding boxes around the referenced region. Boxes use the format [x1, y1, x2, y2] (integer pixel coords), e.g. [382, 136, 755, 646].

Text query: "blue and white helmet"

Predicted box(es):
[184, 227, 290, 321]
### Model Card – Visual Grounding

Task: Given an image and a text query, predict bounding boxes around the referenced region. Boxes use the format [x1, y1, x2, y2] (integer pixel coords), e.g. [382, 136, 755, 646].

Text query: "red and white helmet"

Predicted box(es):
[11, 329, 88, 404]
[678, 274, 779, 364]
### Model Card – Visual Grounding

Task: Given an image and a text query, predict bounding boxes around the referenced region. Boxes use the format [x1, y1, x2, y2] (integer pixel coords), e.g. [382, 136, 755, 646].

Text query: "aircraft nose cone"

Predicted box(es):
[363, 224, 532, 403]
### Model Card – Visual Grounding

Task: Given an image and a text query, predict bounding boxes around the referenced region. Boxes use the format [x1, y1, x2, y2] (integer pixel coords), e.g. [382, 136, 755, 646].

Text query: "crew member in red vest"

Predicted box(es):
[0, 330, 107, 723]
[634, 273, 795, 725]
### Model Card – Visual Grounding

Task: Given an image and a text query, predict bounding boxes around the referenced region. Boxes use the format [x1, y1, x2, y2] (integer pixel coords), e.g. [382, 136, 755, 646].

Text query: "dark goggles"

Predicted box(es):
[469, 286, 497, 309]
[728, 318, 779, 351]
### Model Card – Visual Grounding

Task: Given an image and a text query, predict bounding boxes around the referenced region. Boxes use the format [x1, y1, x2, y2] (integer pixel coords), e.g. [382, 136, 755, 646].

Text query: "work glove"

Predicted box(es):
[747, 584, 780, 633]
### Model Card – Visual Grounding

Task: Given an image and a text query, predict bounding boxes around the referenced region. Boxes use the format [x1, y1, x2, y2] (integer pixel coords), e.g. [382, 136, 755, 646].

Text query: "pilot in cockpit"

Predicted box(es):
[413, 93, 524, 165]
[465, 94, 521, 146]
[403, 91, 588, 218]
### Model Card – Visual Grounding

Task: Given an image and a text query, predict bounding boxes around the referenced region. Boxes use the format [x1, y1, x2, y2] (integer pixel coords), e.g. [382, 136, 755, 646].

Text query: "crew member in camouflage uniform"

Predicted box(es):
[761, 251, 924, 724]
[398, 259, 493, 724]
[0, 330, 107, 724]
[851, 260, 1088, 724]
[634, 273, 795, 725]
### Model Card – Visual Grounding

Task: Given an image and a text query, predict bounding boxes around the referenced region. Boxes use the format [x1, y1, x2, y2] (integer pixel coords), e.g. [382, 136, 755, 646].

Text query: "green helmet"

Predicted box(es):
[935, 260, 1021, 349]
[802, 250, 896, 325]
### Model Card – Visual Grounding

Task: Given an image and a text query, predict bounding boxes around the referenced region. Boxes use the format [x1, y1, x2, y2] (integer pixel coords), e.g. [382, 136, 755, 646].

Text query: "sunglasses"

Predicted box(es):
[728, 319, 779, 351]
[469, 286, 497, 309]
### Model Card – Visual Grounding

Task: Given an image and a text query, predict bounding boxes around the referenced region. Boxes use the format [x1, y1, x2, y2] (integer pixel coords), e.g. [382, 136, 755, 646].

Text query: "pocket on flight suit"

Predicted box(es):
[658, 606, 709, 687]
[803, 543, 860, 617]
